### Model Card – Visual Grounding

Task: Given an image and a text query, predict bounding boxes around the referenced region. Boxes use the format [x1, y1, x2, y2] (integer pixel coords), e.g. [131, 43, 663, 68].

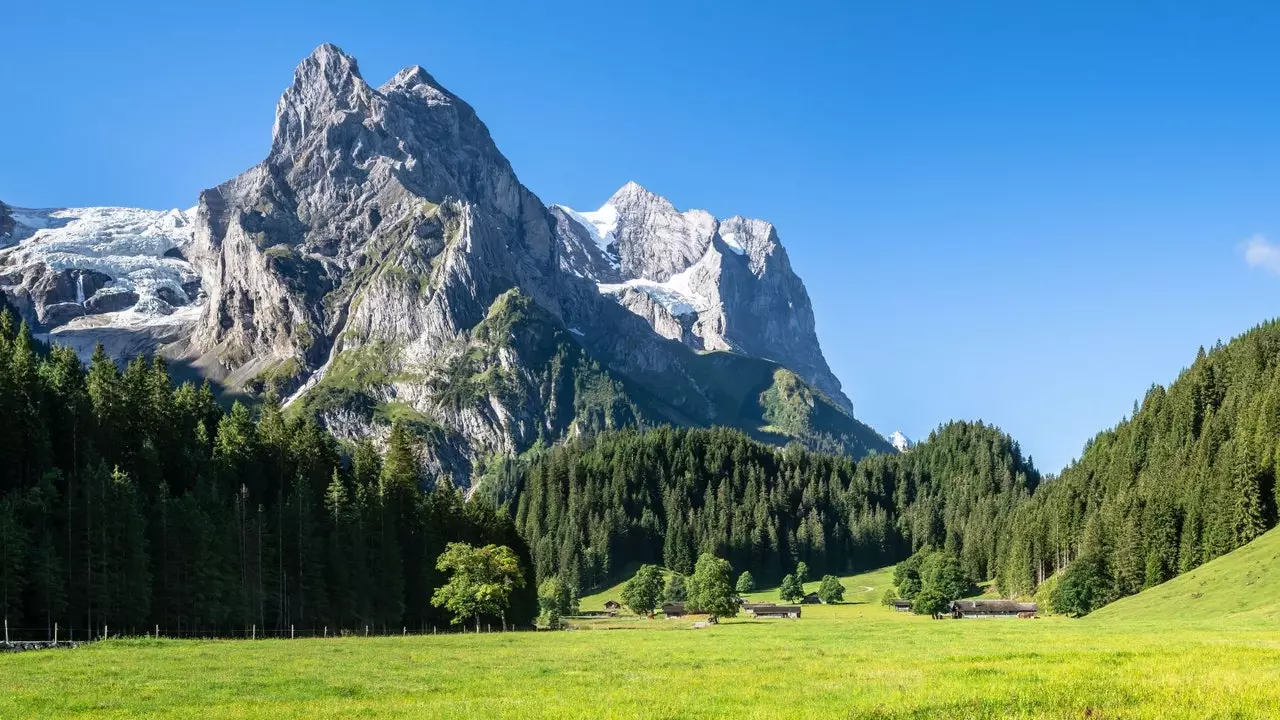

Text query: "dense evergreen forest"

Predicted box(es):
[512, 422, 1038, 595]
[0, 303, 535, 637]
[997, 321, 1280, 613]
[5, 281, 1280, 625]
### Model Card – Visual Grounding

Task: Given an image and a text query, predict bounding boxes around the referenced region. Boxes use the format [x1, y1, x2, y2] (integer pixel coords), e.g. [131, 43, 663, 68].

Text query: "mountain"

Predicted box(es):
[0, 205, 201, 360]
[0, 45, 890, 481]
[552, 183, 851, 413]
[889, 431, 911, 452]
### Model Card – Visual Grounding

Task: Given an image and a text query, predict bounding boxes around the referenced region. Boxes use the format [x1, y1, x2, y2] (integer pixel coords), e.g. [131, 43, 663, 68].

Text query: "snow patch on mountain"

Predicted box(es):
[0, 206, 203, 324]
[890, 431, 911, 452]
[553, 203, 619, 264]
[719, 230, 746, 256]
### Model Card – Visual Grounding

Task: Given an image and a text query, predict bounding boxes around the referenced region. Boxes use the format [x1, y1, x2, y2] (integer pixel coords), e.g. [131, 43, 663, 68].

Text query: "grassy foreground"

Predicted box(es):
[4, 566, 1280, 719]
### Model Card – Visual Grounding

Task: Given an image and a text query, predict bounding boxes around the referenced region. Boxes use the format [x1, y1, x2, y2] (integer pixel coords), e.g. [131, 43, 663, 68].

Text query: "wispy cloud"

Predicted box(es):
[1243, 234, 1280, 275]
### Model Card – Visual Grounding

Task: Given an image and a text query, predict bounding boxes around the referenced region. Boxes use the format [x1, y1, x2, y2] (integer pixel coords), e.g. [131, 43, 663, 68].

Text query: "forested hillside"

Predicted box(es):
[998, 321, 1280, 613]
[0, 303, 535, 636]
[512, 421, 1037, 594]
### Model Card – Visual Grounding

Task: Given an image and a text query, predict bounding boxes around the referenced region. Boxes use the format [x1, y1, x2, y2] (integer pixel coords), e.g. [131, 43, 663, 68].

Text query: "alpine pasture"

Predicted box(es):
[4, 564, 1280, 719]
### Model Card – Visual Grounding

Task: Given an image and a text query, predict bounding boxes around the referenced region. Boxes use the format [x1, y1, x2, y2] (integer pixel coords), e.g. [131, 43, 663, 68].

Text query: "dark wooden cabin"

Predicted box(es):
[753, 605, 802, 619]
[950, 600, 1037, 619]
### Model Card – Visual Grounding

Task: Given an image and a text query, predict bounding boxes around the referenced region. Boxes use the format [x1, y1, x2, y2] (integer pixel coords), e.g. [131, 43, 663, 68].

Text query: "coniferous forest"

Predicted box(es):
[512, 422, 1037, 595]
[513, 321, 1280, 614]
[4, 283, 1280, 627]
[0, 303, 535, 638]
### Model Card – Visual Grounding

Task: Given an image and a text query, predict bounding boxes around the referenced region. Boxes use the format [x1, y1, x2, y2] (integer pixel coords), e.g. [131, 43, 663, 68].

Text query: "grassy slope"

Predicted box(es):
[1088, 525, 1280, 627]
[5, 591, 1279, 718]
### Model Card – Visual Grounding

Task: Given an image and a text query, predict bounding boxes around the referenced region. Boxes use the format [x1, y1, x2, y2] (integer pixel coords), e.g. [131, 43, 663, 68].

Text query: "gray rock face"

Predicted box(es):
[181, 43, 572, 461]
[553, 184, 852, 412]
[2, 44, 888, 481]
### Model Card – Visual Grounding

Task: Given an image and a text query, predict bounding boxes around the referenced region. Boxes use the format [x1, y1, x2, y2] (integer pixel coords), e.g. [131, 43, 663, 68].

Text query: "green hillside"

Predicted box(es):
[1088, 525, 1280, 626]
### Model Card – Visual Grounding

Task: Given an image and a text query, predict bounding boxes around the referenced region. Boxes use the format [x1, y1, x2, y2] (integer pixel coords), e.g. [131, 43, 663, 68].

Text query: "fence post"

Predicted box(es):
[291, 625, 295, 640]
[155, 624, 159, 639]
[252, 624, 256, 640]
[365, 625, 368, 637]
[433, 626, 436, 636]
[3, 616, 7, 645]
[53, 622, 58, 645]
[104, 625, 108, 640]
[402, 626, 406, 636]
[324, 626, 327, 638]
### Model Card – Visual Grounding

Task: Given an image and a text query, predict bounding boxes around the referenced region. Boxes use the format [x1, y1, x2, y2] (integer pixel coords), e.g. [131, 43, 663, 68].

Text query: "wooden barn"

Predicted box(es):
[891, 600, 913, 612]
[662, 602, 688, 618]
[603, 600, 621, 612]
[753, 605, 802, 619]
[950, 600, 1037, 619]
[742, 602, 776, 615]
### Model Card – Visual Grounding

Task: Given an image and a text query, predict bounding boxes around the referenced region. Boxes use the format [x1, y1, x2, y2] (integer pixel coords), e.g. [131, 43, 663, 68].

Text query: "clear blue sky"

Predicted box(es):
[4, 1, 1280, 473]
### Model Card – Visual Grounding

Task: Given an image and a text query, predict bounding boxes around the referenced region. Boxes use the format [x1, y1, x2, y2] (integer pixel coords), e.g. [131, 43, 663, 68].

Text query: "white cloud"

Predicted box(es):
[1243, 234, 1280, 275]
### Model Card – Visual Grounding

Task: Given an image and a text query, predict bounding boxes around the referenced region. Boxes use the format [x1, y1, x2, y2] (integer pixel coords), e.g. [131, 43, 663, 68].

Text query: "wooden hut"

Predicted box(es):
[950, 600, 1037, 619]
[891, 600, 913, 612]
[753, 605, 801, 619]
[801, 592, 822, 604]
[662, 602, 688, 618]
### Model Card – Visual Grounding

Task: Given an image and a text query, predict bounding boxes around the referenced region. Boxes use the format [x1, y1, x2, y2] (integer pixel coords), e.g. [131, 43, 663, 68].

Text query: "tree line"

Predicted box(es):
[0, 302, 536, 637]
[511, 421, 1037, 600]
[995, 320, 1280, 614]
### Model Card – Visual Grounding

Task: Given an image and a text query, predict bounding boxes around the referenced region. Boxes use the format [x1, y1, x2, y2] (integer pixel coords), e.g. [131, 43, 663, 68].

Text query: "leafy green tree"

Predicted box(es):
[431, 542, 525, 632]
[686, 553, 737, 620]
[1050, 553, 1114, 617]
[920, 551, 968, 602]
[893, 550, 926, 600]
[537, 576, 574, 629]
[735, 571, 755, 595]
[664, 572, 686, 602]
[620, 564, 664, 616]
[912, 588, 949, 618]
[795, 561, 810, 586]
[779, 573, 803, 603]
[818, 575, 845, 604]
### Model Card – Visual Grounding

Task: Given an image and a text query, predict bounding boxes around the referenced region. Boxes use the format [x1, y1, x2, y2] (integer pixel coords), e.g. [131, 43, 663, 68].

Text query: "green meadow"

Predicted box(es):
[5, 555, 1280, 720]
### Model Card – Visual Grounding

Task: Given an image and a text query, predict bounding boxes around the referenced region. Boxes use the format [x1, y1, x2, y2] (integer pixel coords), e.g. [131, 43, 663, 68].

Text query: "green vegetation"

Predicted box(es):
[1089, 524, 1280, 626]
[817, 574, 845, 603]
[4, 564, 1277, 718]
[0, 297, 536, 638]
[246, 356, 301, 395]
[997, 320, 1280, 612]
[685, 553, 737, 619]
[431, 542, 525, 632]
[619, 564, 664, 615]
[515, 421, 1032, 601]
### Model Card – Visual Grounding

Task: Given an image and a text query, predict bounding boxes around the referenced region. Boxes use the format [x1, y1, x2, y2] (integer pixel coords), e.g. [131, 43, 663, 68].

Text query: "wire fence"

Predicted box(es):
[1, 620, 532, 644]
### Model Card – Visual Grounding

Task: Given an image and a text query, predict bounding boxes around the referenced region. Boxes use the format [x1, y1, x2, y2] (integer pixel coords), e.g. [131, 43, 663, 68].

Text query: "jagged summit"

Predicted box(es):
[553, 183, 852, 412]
[0, 45, 886, 483]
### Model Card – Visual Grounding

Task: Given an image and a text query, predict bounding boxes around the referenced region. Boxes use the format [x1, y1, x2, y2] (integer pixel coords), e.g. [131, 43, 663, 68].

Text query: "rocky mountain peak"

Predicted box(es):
[607, 181, 670, 211]
[554, 184, 853, 413]
[270, 43, 377, 161]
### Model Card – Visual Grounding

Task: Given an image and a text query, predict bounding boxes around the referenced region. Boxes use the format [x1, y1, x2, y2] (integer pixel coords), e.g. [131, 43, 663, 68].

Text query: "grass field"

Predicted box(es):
[5, 555, 1280, 718]
[1089, 525, 1280, 626]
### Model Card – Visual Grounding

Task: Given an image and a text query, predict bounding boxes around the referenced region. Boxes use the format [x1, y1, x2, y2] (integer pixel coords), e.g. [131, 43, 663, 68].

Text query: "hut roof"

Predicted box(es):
[952, 600, 1037, 613]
